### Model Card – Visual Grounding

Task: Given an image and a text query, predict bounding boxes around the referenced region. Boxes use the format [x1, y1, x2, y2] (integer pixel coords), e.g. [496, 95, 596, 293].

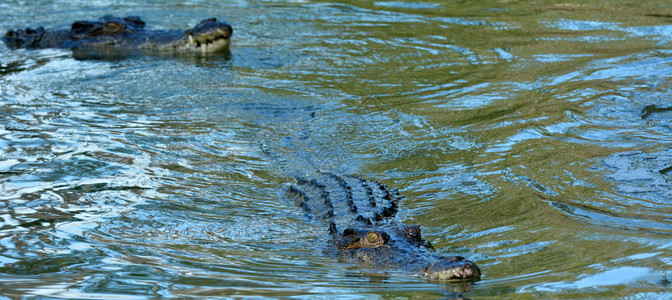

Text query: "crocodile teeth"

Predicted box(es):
[188, 34, 195, 46]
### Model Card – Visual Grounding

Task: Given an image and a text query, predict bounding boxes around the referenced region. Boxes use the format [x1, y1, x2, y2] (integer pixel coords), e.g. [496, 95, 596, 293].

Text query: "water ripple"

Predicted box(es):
[2, 0, 672, 298]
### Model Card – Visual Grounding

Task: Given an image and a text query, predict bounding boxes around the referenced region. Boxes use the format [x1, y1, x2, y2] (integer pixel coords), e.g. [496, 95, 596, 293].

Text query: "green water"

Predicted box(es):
[1, 0, 672, 298]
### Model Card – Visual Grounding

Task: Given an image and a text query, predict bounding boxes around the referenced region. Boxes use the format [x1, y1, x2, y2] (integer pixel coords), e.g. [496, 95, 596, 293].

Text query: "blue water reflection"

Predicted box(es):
[2, 0, 672, 298]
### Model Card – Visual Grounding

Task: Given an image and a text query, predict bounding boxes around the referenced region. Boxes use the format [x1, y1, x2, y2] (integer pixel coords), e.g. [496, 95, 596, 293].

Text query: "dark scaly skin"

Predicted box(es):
[2, 15, 232, 54]
[287, 172, 481, 282]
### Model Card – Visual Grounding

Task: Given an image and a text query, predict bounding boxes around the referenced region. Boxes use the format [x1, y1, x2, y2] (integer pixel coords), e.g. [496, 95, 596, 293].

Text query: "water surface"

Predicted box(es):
[1, 0, 672, 298]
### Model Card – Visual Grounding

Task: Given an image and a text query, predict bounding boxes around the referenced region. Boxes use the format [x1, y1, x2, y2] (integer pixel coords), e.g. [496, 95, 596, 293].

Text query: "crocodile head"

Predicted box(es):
[335, 224, 481, 281]
[68, 15, 233, 53]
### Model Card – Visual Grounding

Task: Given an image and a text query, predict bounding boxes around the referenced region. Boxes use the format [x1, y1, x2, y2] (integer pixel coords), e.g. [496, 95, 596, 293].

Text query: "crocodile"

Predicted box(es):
[286, 172, 481, 282]
[2, 15, 232, 54]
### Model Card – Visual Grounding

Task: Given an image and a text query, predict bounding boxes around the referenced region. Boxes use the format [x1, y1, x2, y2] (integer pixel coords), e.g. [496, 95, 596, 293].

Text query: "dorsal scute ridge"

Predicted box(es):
[287, 173, 403, 228]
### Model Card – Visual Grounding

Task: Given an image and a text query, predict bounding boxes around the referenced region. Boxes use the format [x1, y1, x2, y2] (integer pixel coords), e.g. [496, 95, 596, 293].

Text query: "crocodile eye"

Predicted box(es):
[367, 232, 379, 243]
[103, 22, 123, 33]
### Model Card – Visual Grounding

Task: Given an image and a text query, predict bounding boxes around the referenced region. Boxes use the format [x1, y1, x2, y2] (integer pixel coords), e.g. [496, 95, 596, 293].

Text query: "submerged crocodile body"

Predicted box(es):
[286, 172, 480, 281]
[2, 15, 232, 54]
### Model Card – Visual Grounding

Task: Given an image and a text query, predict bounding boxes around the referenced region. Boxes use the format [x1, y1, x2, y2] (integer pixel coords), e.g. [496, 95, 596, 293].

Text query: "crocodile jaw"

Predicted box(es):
[180, 28, 231, 53]
[424, 256, 481, 281]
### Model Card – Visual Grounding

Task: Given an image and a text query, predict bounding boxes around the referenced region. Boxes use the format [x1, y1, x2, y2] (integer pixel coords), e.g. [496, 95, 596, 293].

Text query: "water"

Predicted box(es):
[1, 0, 672, 298]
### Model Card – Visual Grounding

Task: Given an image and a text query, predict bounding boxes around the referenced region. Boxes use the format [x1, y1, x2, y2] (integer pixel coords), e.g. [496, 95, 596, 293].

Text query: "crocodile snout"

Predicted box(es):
[425, 256, 481, 281]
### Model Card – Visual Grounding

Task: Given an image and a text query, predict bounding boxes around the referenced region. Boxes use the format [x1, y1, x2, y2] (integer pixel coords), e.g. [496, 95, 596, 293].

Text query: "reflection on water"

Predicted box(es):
[2, 0, 672, 298]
